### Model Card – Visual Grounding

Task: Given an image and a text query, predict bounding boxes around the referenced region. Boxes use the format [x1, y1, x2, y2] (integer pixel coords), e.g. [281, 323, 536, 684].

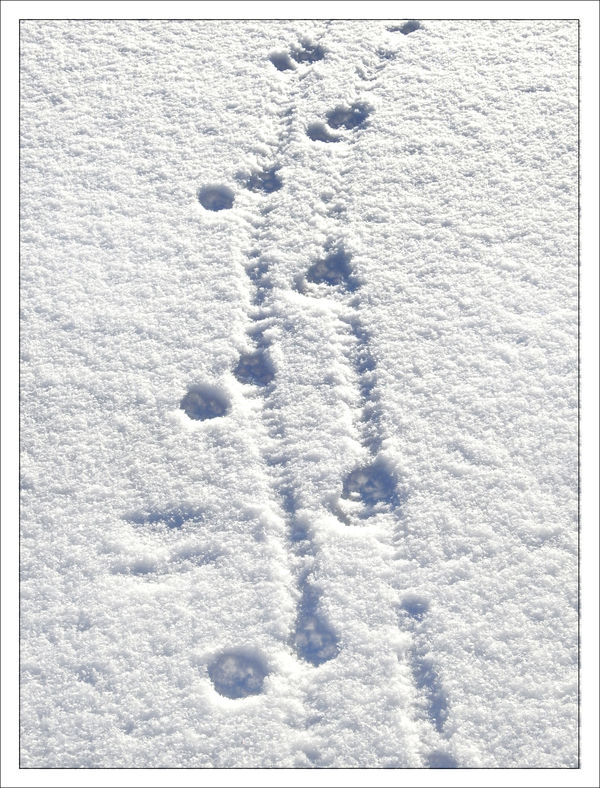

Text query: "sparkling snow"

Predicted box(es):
[20, 18, 578, 768]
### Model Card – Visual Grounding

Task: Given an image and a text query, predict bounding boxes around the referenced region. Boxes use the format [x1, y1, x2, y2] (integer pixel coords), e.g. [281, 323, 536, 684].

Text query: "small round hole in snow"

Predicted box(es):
[197, 185, 234, 211]
[208, 650, 268, 699]
[269, 52, 295, 71]
[180, 385, 229, 420]
[388, 20, 421, 35]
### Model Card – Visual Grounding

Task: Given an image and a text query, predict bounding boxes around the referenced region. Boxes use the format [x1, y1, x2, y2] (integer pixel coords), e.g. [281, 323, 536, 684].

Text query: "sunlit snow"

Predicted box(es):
[20, 19, 578, 768]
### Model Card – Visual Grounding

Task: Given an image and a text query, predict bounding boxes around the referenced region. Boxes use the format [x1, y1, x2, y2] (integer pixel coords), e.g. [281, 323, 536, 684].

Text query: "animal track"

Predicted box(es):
[269, 52, 295, 71]
[326, 102, 371, 130]
[293, 582, 339, 666]
[180, 385, 229, 420]
[342, 461, 397, 507]
[426, 750, 458, 768]
[197, 184, 235, 211]
[388, 20, 421, 35]
[306, 244, 359, 290]
[411, 651, 449, 733]
[234, 351, 275, 386]
[398, 599, 451, 742]
[308, 99, 373, 144]
[208, 649, 268, 699]
[242, 165, 283, 194]
[290, 40, 325, 64]
[399, 595, 430, 621]
[306, 122, 342, 143]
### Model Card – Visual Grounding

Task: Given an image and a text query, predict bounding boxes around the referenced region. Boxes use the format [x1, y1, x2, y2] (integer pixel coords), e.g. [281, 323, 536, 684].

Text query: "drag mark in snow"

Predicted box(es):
[295, 42, 453, 765]
[126, 508, 205, 529]
[299, 247, 400, 518]
[338, 314, 385, 458]
[293, 578, 340, 666]
[277, 484, 340, 665]
[398, 596, 456, 763]
[411, 651, 450, 733]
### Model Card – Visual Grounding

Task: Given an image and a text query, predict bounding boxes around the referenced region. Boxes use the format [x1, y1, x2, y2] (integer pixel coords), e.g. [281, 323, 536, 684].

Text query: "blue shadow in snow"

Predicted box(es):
[197, 184, 234, 211]
[352, 322, 376, 374]
[399, 595, 430, 622]
[269, 52, 295, 71]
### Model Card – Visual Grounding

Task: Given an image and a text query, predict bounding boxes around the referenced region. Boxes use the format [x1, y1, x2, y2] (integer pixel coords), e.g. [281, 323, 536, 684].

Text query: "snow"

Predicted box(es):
[19, 17, 578, 769]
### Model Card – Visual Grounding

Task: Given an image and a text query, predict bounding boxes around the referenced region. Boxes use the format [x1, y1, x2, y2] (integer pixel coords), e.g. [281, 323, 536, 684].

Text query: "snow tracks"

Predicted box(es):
[183, 22, 456, 767]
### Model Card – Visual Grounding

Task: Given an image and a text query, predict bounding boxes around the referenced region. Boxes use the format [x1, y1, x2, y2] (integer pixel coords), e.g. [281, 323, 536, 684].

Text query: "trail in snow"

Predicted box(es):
[185, 22, 455, 766]
[235, 34, 341, 671]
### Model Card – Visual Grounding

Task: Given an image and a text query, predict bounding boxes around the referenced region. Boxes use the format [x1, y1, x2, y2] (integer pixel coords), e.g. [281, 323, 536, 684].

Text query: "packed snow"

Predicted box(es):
[19, 18, 578, 768]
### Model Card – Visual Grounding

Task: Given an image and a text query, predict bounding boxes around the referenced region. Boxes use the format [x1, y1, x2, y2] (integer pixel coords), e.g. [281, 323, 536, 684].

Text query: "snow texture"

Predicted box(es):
[20, 19, 578, 768]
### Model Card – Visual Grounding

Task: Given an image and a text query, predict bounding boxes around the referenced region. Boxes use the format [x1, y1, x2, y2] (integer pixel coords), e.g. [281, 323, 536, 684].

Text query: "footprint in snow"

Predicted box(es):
[304, 243, 359, 291]
[293, 584, 339, 666]
[307, 102, 373, 142]
[242, 165, 283, 194]
[180, 385, 230, 420]
[269, 52, 296, 71]
[387, 20, 421, 35]
[399, 595, 430, 621]
[306, 122, 342, 143]
[233, 351, 275, 386]
[427, 750, 458, 768]
[290, 40, 325, 64]
[197, 184, 235, 211]
[208, 649, 268, 699]
[342, 461, 397, 507]
[326, 102, 371, 130]
[269, 39, 325, 71]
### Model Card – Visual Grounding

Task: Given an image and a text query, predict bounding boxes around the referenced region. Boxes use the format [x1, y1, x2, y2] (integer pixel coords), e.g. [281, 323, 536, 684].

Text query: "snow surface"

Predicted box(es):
[20, 19, 578, 768]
